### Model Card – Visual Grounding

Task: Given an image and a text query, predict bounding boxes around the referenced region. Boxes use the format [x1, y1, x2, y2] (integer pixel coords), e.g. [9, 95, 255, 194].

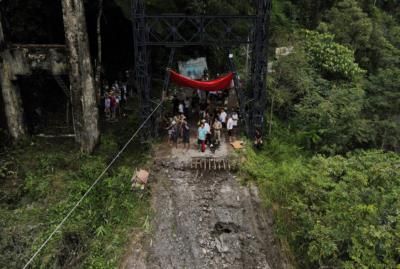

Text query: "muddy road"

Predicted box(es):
[121, 145, 290, 269]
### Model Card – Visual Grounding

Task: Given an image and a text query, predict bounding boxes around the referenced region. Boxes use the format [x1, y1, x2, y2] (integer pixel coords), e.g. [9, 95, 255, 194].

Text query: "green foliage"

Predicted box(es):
[268, 37, 371, 154]
[0, 120, 151, 268]
[323, 0, 373, 50]
[243, 143, 400, 268]
[268, 49, 315, 119]
[364, 68, 400, 150]
[302, 30, 366, 80]
[294, 82, 371, 154]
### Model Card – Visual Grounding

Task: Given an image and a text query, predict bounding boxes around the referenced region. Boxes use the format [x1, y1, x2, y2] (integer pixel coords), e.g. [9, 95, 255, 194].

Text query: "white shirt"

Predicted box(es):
[204, 122, 211, 133]
[178, 103, 184, 113]
[232, 112, 238, 126]
[219, 111, 227, 123]
[227, 118, 234, 130]
[105, 98, 111, 108]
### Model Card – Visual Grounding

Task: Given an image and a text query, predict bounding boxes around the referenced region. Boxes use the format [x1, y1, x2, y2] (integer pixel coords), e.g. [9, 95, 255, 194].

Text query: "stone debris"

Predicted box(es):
[121, 144, 291, 269]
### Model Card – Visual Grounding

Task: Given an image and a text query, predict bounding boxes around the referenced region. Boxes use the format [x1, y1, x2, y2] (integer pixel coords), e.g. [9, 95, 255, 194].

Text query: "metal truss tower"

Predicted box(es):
[132, 0, 272, 138]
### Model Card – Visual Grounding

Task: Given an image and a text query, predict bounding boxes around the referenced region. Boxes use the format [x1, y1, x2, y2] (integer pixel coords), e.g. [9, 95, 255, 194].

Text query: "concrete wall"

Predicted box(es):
[9, 45, 68, 77]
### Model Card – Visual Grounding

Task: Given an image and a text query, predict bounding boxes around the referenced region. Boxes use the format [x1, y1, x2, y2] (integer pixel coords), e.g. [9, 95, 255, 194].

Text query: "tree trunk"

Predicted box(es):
[61, 0, 99, 153]
[95, 0, 104, 103]
[269, 95, 274, 136]
[0, 10, 26, 140]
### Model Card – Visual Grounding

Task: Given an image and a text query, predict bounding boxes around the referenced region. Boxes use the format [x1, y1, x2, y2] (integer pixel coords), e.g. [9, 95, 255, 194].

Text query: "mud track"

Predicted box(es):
[121, 144, 290, 269]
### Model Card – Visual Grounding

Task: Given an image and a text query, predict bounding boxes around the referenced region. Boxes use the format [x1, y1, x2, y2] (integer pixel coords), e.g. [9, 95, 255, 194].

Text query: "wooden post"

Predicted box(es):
[61, 0, 100, 153]
[0, 10, 26, 141]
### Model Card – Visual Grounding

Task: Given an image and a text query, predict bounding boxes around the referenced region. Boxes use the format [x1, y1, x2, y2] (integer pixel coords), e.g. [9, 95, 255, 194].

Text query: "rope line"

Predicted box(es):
[23, 100, 164, 269]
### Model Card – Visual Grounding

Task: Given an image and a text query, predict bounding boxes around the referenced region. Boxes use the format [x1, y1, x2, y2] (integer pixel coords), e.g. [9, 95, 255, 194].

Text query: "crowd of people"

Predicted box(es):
[166, 90, 240, 153]
[166, 114, 191, 149]
[101, 80, 128, 121]
[196, 108, 239, 152]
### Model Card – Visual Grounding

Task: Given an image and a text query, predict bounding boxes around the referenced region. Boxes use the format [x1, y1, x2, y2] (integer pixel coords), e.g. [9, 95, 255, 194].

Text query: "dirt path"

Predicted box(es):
[120, 142, 290, 269]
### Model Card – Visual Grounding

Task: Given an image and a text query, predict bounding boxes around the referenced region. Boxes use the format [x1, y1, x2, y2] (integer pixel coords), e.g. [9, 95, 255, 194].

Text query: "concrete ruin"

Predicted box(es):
[1, 0, 100, 153]
[0, 42, 69, 140]
[9, 44, 68, 76]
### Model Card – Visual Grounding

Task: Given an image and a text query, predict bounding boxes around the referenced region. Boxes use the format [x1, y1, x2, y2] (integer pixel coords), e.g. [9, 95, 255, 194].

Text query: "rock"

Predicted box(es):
[215, 237, 229, 253]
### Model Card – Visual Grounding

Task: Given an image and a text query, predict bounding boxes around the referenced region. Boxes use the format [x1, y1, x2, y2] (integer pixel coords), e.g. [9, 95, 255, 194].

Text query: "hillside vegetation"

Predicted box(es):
[1, 0, 399, 268]
[243, 0, 400, 268]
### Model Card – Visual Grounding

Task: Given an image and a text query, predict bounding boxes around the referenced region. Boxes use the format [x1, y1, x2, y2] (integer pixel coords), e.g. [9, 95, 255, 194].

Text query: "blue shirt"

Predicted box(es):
[198, 127, 207, 140]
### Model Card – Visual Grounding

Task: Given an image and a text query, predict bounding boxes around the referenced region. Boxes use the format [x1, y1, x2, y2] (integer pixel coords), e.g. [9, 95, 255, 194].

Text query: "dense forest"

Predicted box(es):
[1, 0, 400, 268]
[246, 0, 400, 268]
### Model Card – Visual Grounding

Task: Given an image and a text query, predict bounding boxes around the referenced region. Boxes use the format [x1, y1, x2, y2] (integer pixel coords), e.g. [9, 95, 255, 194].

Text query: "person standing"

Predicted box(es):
[219, 109, 227, 128]
[254, 128, 263, 149]
[198, 122, 207, 152]
[213, 118, 222, 144]
[181, 120, 190, 150]
[172, 95, 179, 115]
[104, 93, 111, 119]
[203, 119, 211, 145]
[166, 120, 177, 147]
[115, 91, 121, 118]
[110, 91, 117, 120]
[232, 110, 239, 128]
[232, 110, 239, 137]
[178, 101, 185, 115]
[227, 115, 234, 142]
[171, 121, 179, 148]
[184, 97, 191, 118]
[192, 90, 199, 112]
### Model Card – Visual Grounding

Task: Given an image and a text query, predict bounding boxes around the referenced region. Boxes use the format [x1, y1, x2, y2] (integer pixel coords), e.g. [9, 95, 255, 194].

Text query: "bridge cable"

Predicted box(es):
[22, 99, 164, 269]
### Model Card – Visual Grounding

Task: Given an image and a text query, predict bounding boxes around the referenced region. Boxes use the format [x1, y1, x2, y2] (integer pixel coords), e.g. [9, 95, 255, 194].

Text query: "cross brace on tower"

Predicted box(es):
[131, 0, 272, 138]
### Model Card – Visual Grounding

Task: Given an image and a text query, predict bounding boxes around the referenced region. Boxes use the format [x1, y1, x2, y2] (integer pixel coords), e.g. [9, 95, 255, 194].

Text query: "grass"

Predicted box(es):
[0, 104, 153, 268]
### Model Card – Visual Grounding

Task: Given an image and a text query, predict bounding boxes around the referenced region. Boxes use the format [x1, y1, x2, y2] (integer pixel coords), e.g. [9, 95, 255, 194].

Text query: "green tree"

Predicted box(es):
[295, 82, 371, 154]
[244, 148, 400, 268]
[268, 49, 316, 120]
[364, 68, 400, 151]
[302, 30, 365, 80]
[323, 0, 373, 50]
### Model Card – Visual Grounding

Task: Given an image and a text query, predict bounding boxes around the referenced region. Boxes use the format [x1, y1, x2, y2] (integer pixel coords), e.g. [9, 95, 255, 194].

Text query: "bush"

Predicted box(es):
[301, 30, 365, 80]
[243, 143, 400, 268]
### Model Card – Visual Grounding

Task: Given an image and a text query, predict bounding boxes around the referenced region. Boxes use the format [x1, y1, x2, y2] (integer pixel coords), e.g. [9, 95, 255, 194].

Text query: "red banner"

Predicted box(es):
[168, 69, 233, 92]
